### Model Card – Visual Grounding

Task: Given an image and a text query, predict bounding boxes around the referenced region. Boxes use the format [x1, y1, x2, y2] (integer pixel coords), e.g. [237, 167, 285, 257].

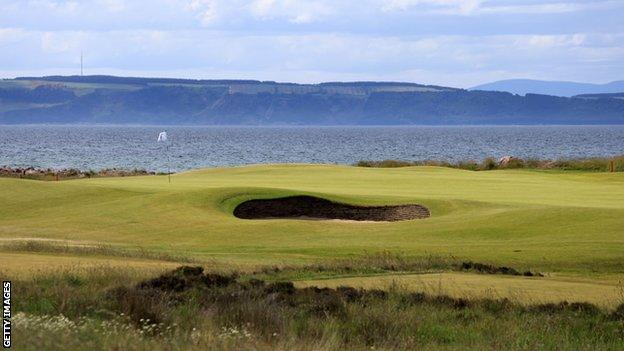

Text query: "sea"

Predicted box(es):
[1, 125, 623, 172]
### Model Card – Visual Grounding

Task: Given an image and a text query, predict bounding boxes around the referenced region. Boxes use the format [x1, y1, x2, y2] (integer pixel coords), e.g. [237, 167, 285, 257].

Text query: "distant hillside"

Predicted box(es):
[574, 92, 624, 100]
[471, 79, 624, 97]
[0, 75, 623, 125]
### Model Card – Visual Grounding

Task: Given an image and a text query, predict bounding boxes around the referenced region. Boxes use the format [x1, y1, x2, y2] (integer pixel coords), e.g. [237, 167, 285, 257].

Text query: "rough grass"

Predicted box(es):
[0, 252, 181, 279]
[251, 252, 542, 282]
[10, 266, 624, 351]
[356, 155, 624, 171]
[0, 240, 198, 263]
[296, 272, 624, 309]
[253, 252, 460, 279]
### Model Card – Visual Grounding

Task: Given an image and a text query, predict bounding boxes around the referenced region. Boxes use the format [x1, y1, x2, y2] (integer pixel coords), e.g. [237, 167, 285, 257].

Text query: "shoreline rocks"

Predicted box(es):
[0, 166, 158, 180]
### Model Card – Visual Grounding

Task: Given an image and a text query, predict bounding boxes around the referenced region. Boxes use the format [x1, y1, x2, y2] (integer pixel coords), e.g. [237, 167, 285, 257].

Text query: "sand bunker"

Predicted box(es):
[233, 195, 430, 222]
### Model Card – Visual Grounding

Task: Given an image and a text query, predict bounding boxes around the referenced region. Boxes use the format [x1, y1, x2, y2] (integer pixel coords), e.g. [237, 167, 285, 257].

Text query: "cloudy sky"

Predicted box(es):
[0, 0, 623, 87]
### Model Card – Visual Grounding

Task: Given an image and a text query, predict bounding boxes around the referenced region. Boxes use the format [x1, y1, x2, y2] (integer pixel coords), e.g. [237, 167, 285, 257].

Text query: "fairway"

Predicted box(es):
[2, 164, 624, 305]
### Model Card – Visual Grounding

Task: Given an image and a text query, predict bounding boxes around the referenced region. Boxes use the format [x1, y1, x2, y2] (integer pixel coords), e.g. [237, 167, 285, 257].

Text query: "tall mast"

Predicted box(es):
[80, 51, 83, 76]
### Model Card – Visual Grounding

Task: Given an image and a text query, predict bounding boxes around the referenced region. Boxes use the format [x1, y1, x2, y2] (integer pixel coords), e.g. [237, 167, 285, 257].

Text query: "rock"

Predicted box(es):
[498, 156, 513, 166]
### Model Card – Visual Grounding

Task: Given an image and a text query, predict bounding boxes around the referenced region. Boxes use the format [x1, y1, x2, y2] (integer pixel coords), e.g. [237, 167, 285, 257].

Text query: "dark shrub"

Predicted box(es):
[567, 302, 601, 316]
[498, 266, 520, 275]
[298, 287, 346, 317]
[479, 298, 512, 314]
[264, 281, 296, 295]
[481, 157, 498, 170]
[364, 289, 388, 300]
[137, 266, 235, 292]
[337, 286, 364, 302]
[245, 278, 266, 288]
[609, 303, 624, 320]
[456, 160, 479, 171]
[403, 292, 427, 305]
[432, 295, 470, 309]
[459, 261, 541, 276]
[356, 160, 415, 168]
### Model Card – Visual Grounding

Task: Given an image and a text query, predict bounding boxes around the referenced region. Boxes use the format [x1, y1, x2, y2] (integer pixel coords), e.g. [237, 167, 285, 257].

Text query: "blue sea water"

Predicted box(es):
[0, 125, 623, 172]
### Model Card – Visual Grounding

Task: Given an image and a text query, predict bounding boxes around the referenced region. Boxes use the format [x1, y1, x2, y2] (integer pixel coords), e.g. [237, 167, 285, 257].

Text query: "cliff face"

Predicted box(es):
[0, 76, 623, 125]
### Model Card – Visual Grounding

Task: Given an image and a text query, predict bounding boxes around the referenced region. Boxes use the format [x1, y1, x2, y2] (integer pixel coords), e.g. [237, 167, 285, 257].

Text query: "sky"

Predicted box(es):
[0, 0, 623, 88]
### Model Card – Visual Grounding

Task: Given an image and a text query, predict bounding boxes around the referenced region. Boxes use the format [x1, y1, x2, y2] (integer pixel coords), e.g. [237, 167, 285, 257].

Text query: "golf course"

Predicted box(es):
[2, 164, 624, 298]
[2, 164, 624, 350]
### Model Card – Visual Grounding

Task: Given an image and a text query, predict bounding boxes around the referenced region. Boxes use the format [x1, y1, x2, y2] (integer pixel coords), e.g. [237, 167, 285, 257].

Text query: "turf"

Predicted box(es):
[1, 164, 623, 302]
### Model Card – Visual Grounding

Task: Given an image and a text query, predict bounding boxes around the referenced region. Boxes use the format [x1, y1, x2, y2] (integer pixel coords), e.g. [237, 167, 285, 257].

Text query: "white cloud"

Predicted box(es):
[382, 0, 483, 14]
[0, 28, 25, 44]
[40, 31, 83, 54]
[479, 1, 593, 15]
[185, 0, 222, 25]
[0, 0, 623, 86]
[248, 0, 276, 17]
[3, 27, 622, 86]
[98, 0, 125, 12]
[522, 34, 587, 48]
[34, 0, 80, 14]
[380, 0, 621, 16]
[178, 0, 336, 26]
[1, 0, 622, 31]
[248, 0, 334, 23]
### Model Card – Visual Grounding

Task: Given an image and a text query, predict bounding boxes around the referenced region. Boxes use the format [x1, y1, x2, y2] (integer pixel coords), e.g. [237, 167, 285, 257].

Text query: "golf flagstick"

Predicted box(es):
[167, 143, 171, 184]
[157, 130, 170, 183]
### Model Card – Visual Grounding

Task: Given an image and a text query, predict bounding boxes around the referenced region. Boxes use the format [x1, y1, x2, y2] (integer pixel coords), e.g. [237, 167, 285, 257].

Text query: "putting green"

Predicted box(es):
[1, 164, 623, 278]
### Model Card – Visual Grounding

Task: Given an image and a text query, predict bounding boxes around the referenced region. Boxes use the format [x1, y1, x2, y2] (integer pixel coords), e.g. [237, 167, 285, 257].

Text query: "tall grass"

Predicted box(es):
[356, 155, 624, 172]
[252, 252, 542, 281]
[8, 265, 624, 350]
[0, 240, 198, 263]
[254, 252, 459, 279]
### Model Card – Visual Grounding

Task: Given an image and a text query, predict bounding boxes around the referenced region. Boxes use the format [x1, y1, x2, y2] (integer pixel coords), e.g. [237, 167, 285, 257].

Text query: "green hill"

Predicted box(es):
[1, 75, 623, 124]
